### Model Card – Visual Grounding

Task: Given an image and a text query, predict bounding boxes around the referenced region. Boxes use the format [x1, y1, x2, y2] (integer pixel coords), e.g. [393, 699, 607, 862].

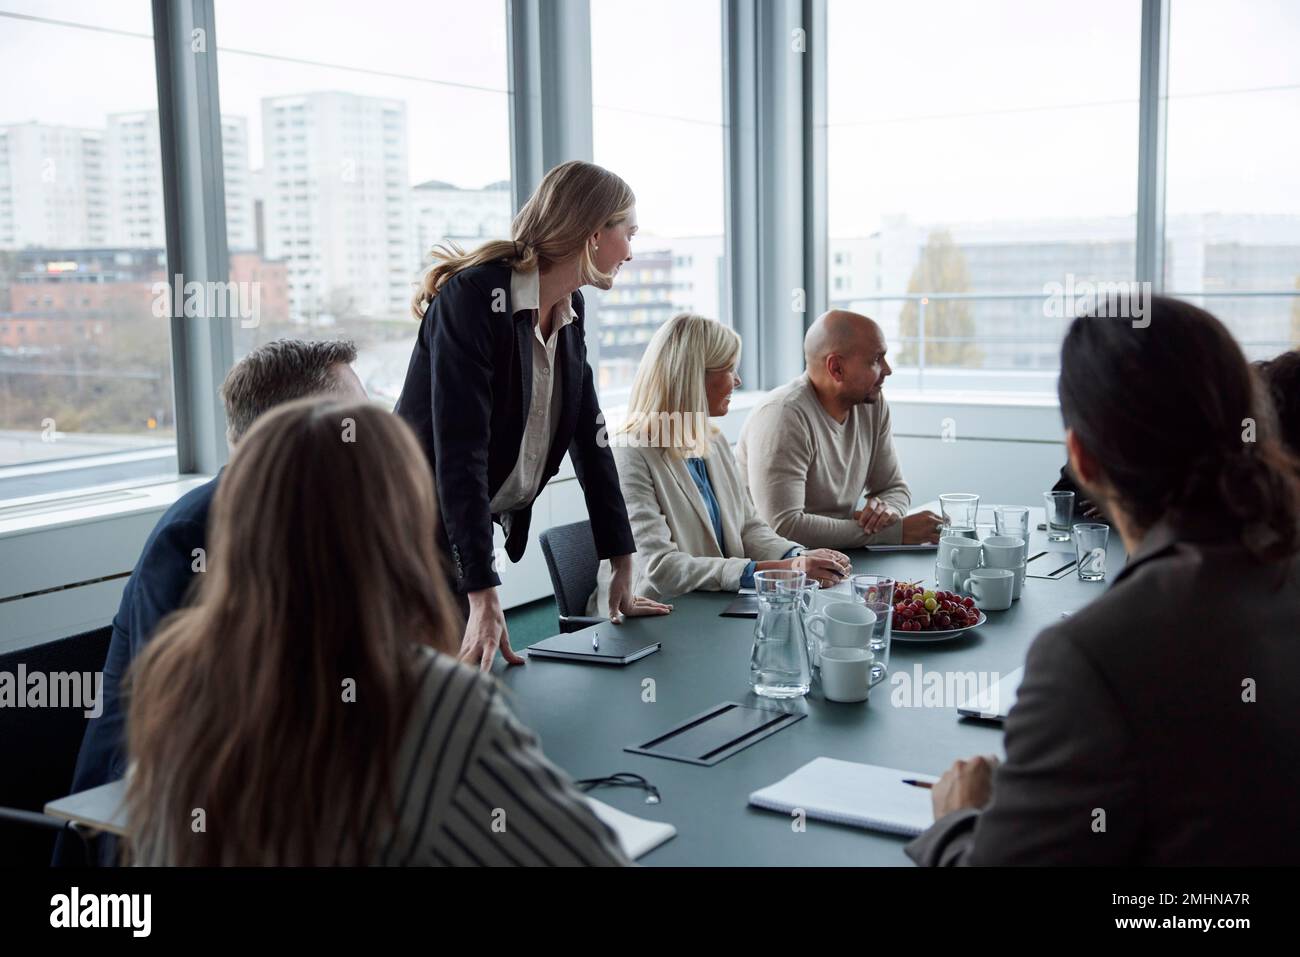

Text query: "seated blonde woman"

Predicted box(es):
[590, 313, 851, 612]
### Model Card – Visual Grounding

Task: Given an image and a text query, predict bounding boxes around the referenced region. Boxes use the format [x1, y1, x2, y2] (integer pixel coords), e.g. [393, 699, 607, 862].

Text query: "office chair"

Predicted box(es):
[538, 521, 606, 633]
[0, 624, 111, 866]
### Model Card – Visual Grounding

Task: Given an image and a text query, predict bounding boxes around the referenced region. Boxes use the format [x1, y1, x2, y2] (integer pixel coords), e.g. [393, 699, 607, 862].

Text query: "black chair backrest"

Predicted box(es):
[538, 521, 600, 620]
[0, 625, 112, 866]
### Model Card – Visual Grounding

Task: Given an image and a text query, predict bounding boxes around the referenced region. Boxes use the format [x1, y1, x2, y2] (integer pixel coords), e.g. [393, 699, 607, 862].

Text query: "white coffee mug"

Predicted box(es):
[981, 535, 1027, 600]
[939, 535, 983, 570]
[934, 562, 963, 593]
[818, 646, 883, 702]
[806, 601, 876, 666]
[981, 535, 1026, 566]
[961, 567, 1015, 611]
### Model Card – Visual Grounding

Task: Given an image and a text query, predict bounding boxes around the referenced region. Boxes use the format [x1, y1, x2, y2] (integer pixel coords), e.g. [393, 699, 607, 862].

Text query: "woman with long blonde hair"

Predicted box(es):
[396, 161, 669, 672]
[126, 399, 628, 866]
[590, 314, 851, 612]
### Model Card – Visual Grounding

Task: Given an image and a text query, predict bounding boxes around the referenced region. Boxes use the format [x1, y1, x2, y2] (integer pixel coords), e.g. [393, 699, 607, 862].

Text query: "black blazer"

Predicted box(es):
[905, 517, 1300, 865]
[395, 261, 635, 593]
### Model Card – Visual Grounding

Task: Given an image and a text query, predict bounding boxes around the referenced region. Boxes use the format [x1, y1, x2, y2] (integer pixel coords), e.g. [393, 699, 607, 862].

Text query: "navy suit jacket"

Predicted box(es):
[55, 475, 218, 864]
[394, 262, 634, 593]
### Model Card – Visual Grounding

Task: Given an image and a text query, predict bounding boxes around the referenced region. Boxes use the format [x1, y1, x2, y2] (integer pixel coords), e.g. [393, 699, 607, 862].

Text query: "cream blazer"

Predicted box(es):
[587, 439, 802, 613]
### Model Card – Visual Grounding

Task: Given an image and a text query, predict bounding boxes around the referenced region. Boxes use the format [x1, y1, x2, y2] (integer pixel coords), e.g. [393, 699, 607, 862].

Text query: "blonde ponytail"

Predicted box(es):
[410, 161, 635, 319]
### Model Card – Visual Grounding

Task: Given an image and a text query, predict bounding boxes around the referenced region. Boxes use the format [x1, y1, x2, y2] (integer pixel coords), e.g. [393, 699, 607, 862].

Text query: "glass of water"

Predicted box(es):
[1073, 523, 1110, 581]
[994, 505, 1030, 540]
[1043, 491, 1075, 542]
[939, 492, 980, 539]
[850, 574, 894, 682]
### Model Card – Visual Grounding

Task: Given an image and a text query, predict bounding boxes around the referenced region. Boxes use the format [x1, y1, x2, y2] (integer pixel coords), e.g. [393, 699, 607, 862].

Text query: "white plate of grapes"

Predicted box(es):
[888, 581, 987, 642]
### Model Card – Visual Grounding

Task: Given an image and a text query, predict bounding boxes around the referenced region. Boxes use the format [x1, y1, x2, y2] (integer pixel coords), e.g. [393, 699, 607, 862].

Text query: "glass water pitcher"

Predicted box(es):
[749, 570, 812, 698]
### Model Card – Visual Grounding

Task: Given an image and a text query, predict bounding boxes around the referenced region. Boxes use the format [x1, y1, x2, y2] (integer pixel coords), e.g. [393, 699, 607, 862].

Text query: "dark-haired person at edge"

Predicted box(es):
[396, 161, 671, 672]
[906, 297, 1300, 865]
[1254, 350, 1300, 460]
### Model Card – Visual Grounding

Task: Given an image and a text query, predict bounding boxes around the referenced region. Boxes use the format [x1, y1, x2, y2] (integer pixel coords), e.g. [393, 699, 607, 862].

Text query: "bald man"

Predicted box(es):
[736, 310, 943, 548]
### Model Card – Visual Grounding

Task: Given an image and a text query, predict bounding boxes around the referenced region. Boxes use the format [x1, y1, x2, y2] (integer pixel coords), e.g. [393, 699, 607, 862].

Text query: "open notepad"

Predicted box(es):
[586, 797, 676, 860]
[749, 757, 938, 837]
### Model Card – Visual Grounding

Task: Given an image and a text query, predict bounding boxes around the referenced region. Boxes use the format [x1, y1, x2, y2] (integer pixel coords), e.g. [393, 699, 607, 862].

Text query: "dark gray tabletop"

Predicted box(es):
[498, 511, 1126, 866]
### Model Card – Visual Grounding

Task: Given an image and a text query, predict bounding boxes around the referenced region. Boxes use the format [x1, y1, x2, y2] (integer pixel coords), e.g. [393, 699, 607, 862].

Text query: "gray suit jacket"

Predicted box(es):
[906, 518, 1300, 866]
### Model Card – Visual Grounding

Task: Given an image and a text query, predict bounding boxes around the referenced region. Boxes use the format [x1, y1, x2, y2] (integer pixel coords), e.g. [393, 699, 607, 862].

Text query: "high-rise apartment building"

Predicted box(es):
[262, 92, 410, 322]
[105, 111, 253, 251]
[0, 122, 107, 249]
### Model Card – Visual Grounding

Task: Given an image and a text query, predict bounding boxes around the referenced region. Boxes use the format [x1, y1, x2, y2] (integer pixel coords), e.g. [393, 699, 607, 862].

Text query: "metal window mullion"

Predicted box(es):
[802, 0, 828, 328]
[1136, 0, 1170, 290]
[724, 0, 761, 387]
[153, 0, 233, 475]
[755, 0, 808, 389]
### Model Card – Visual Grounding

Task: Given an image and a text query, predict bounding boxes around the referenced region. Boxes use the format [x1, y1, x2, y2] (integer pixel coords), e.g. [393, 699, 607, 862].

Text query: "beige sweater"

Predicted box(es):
[736, 374, 911, 549]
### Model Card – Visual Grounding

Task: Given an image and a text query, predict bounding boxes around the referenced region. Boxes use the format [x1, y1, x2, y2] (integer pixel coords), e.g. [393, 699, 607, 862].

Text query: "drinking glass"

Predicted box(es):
[939, 492, 980, 539]
[1073, 523, 1110, 581]
[1043, 491, 1075, 542]
[850, 574, 894, 682]
[994, 505, 1030, 540]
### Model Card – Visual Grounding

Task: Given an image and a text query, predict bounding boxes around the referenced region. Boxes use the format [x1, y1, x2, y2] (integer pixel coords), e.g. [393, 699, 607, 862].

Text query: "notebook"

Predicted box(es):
[749, 757, 938, 837]
[586, 797, 676, 860]
[525, 624, 661, 665]
[862, 543, 939, 552]
[720, 594, 758, 618]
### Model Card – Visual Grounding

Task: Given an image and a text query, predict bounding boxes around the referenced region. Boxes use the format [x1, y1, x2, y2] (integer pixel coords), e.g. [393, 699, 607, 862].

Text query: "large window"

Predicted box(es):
[0, 1, 177, 501]
[827, 0, 1140, 394]
[1165, 0, 1300, 359]
[590, 0, 727, 398]
[215, 0, 513, 406]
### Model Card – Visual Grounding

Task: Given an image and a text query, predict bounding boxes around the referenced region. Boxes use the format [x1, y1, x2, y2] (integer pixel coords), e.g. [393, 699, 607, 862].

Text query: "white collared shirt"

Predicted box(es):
[488, 267, 577, 515]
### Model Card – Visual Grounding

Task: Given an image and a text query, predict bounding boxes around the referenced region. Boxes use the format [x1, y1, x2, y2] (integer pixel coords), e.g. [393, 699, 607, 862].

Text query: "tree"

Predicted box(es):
[897, 229, 981, 368]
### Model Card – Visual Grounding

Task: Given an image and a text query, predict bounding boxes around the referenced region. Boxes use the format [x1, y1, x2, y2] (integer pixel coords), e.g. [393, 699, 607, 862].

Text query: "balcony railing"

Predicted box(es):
[827, 289, 1300, 394]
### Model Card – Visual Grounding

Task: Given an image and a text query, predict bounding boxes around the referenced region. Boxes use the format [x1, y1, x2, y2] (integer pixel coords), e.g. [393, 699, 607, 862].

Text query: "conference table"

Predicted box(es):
[499, 507, 1127, 866]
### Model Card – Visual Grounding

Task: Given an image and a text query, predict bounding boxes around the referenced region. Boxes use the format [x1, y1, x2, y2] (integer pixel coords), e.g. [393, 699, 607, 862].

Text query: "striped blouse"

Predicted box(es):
[375, 648, 630, 866]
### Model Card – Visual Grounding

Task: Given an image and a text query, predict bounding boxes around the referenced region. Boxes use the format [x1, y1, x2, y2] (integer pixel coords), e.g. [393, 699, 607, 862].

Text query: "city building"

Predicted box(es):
[261, 92, 410, 323]
[410, 178, 512, 270]
[105, 111, 254, 252]
[0, 122, 107, 249]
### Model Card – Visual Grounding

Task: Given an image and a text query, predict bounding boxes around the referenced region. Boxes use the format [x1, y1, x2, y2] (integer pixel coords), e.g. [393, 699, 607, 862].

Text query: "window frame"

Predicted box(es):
[25, 0, 1293, 499]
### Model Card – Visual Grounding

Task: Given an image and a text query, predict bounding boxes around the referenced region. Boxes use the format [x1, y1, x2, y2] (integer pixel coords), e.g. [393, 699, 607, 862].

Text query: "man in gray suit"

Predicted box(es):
[907, 297, 1300, 866]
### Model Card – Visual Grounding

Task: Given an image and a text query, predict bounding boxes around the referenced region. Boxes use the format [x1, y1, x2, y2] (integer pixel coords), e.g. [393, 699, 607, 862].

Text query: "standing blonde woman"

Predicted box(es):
[590, 314, 851, 612]
[127, 400, 629, 866]
[396, 161, 670, 671]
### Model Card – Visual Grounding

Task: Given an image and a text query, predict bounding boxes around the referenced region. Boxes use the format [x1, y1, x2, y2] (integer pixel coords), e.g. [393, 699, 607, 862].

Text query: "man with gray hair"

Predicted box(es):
[737, 310, 942, 548]
[57, 338, 366, 865]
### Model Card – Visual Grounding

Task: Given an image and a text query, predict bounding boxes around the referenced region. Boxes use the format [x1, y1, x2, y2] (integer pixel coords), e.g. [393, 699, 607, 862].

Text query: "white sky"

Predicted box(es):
[2, 0, 1297, 242]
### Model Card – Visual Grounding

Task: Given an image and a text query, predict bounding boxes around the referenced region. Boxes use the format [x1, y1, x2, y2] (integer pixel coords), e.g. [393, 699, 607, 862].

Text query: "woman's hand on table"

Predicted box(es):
[607, 554, 673, 623]
[462, 587, 526, 672]
[791, 548, 852, 588]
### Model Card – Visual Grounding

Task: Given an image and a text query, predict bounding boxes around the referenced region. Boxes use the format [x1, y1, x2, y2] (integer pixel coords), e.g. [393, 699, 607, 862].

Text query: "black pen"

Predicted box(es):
[1045, 559, 1077, 577]
[903, 779, 933, 790]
